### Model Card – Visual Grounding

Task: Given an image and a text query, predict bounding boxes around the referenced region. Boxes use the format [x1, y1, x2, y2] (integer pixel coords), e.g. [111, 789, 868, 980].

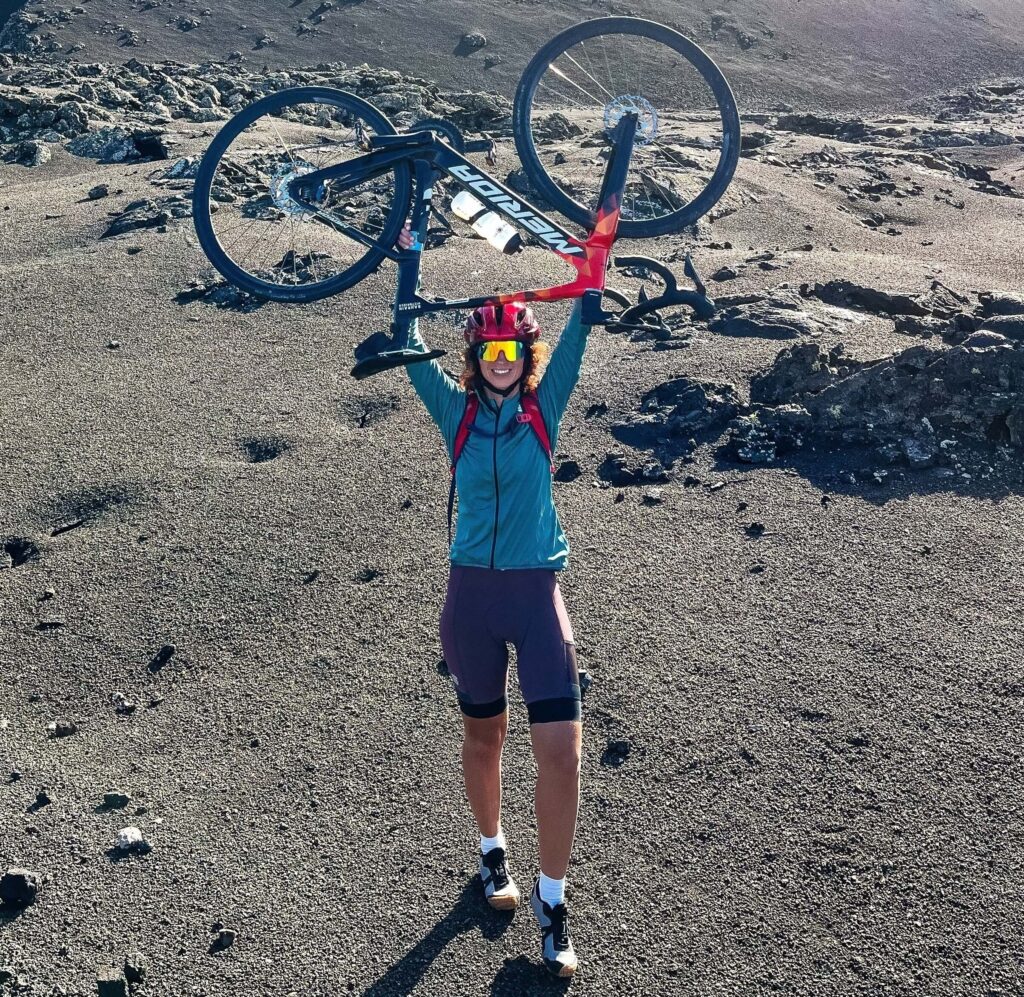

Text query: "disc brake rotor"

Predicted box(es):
[603, 95, 658, 144]
[269, 160, 319, 219]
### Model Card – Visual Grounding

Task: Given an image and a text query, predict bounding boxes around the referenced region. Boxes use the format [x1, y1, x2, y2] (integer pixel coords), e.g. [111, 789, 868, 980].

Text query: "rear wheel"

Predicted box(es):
[513, 17, 741, 238]
[192, 87, 411, 302]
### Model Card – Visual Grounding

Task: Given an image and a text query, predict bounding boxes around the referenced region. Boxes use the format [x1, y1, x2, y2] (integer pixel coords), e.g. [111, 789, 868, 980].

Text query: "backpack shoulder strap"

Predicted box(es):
[446, 389, 555, 549]
[451, 390, 478, 472]
[448, 390, 478, 546]
[519, 391, 555, 474]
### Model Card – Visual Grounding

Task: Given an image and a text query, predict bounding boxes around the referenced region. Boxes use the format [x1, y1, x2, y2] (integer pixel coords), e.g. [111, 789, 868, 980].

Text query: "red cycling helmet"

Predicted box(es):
[464, 302, 541, 344]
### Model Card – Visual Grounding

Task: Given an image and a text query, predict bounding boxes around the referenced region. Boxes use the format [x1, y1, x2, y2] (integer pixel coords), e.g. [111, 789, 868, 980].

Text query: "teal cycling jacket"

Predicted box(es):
[406, 299, 590, 571]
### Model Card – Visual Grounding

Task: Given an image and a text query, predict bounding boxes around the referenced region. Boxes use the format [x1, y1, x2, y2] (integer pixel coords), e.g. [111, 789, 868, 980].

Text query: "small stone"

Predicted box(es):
[115, 827, 150, 853]
[14, 141, 51, 167]
[47, 719, 78, 737]
[640, 460, 670, 482]
[211, 927, 236, 951]
[0, 867, 40, 908]
[601, 739, 631, 767]
[744, 522, 766, 538]
[578, 669, 593, 697]
[148, 644, 176, 672]
[87, 184, 110, 200]
[107, 339, 121, 350]
[104, 791, 132, 809]
[641, 487, 664, 505]
[461, 31, 487, 49]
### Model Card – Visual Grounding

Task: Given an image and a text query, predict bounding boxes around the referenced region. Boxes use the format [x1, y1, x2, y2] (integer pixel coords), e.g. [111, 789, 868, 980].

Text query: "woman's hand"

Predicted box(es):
[397, 223, 414, 250]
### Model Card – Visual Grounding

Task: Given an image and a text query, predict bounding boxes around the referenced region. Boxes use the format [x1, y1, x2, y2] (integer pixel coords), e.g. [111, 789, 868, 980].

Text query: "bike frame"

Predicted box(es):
[290, 112, 639, 332]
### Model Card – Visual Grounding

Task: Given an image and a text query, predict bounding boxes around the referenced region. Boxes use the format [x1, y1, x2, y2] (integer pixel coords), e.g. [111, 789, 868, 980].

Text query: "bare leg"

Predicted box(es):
[462, 711, 508, 837]
[530, 720, 583, 879]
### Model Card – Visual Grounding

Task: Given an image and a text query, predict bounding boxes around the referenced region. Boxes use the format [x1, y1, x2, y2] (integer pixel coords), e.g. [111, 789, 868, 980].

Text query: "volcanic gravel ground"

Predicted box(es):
[2, 35, 1024, 997]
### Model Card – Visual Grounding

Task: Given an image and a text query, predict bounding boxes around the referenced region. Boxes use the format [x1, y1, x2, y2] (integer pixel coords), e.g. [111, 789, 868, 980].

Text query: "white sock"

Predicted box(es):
[480, 825, 507, 855]
[538, 872, 566, 907]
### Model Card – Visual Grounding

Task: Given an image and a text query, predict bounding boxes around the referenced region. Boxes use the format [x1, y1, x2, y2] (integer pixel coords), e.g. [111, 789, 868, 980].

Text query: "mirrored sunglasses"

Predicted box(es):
[475, 340, 526, 363]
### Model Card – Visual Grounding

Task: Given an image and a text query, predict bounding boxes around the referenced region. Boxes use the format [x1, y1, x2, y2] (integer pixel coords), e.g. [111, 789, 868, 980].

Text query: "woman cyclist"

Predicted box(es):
[398, 224, 590, 978]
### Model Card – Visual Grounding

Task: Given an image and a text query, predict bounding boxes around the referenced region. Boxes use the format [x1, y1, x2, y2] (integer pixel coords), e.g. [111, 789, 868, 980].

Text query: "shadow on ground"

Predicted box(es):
[0, 1, 27, 30]
[710, 445, 1024, 506]
[362, 878, 516, 997]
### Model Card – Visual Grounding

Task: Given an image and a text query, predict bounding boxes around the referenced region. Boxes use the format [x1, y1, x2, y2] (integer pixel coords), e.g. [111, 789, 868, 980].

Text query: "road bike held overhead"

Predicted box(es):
[191, 17, 741, 379]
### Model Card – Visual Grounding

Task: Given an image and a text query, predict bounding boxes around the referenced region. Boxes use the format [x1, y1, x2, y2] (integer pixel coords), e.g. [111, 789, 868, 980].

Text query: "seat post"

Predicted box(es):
[592, 111, 638, 235]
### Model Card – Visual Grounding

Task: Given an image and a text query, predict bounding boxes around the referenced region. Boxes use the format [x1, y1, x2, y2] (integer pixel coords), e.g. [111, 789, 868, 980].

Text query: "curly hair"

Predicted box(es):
[458, 340, 552, 394]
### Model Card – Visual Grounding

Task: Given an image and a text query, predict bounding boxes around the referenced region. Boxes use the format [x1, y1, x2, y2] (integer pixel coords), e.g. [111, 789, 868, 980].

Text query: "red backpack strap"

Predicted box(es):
[451, 390, 478, 472]
[519, 391, 555, 473]
[448, 391, 478, 546]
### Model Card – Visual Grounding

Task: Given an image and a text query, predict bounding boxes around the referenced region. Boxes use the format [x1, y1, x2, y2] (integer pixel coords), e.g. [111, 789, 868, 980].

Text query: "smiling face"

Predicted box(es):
[477, 342, 526, 393]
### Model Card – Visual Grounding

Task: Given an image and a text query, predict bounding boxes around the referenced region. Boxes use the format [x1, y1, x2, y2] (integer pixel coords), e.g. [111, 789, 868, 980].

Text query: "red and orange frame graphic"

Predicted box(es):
[303, 112, 639, 329]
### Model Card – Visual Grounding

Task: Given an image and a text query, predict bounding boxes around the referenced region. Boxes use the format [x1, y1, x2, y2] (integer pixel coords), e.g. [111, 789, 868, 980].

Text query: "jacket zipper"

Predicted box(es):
[489, 400, 501, 569]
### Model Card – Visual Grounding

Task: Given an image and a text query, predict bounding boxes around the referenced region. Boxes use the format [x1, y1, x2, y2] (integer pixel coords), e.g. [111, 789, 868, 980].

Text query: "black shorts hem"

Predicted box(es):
[527, 695, 582, 725]
[458, 695, 508, 719]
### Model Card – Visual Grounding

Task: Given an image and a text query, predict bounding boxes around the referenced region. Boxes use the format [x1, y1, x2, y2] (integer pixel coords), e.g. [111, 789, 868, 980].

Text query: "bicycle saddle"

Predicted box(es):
[351, 330, 446, 380]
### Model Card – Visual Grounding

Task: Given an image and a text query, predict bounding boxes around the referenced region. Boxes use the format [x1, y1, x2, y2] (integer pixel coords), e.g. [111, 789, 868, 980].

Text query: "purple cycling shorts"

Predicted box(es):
[439, 564, 581, 724]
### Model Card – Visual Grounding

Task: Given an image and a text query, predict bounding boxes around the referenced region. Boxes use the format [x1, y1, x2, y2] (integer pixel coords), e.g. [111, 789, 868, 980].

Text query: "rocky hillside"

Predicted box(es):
[3, 0, 1024, 112]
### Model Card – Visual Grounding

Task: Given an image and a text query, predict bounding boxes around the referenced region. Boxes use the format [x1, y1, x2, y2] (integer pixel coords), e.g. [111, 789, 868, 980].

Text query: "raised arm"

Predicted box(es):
[405, 318, 465, 455]
[537, 297, 591, 438]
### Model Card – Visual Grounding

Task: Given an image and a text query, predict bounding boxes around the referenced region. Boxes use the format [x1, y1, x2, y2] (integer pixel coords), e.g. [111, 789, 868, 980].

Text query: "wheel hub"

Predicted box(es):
[269, 161, 319, 219]
[603, 95, 658, 144]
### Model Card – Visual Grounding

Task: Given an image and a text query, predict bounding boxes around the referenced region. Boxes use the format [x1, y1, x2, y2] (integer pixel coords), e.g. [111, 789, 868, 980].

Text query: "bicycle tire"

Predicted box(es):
[192, 87, 411, 303]
[513, 17, 741, 238]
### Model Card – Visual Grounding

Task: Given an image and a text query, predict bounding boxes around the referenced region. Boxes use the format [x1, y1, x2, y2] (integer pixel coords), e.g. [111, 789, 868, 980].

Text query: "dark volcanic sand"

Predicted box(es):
[2, 5, 1024, 997]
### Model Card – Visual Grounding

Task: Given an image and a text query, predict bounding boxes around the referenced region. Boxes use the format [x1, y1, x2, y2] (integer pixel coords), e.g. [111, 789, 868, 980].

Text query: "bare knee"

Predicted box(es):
[531, 721, 582, 779]
[463, 713, 508, 755]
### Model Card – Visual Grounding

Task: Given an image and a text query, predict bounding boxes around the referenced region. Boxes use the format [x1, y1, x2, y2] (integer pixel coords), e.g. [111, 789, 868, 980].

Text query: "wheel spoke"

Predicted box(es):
[561, 51, 617, 102]
[547, 61, 605, 106]
[535, 79, 595, 113]
[520, 23, 737, 232]
[199, 94, 407, 295]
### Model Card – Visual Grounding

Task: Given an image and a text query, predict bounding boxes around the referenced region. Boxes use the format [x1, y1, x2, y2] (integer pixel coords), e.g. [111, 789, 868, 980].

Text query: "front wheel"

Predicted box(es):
[192, 87, 411, 302]
[513, 17, 741, 238]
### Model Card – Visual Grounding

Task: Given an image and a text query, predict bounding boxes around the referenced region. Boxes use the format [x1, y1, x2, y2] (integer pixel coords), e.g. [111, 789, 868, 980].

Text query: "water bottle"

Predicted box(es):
[450, 191, 523, 254]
